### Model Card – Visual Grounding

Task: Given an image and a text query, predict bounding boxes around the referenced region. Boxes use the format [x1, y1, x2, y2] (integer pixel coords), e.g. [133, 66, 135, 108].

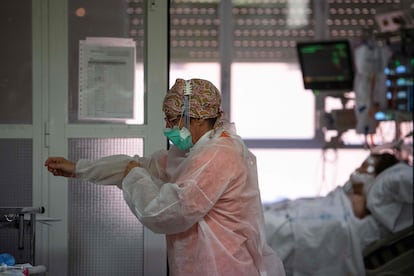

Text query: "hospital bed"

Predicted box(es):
[364, 225, 413, 276]
[263, 162, 413, 276]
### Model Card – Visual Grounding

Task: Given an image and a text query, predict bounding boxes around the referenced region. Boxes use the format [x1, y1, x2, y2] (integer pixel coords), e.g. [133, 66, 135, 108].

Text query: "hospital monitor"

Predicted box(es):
[296, 40, 354, 92]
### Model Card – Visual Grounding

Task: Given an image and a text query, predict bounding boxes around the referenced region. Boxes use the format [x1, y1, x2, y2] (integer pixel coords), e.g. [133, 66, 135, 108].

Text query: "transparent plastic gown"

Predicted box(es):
[76, 125, 285, 276]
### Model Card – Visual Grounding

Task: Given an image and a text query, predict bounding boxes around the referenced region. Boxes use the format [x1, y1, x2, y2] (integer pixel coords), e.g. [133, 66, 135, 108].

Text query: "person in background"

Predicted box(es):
[45, 78, 285, 276]
[344, 152, 399, 219]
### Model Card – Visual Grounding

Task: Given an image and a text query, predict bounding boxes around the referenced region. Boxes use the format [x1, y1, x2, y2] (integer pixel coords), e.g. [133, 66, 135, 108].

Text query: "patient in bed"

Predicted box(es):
[344, 153, 399, 219]
[263, 152, 413, 276]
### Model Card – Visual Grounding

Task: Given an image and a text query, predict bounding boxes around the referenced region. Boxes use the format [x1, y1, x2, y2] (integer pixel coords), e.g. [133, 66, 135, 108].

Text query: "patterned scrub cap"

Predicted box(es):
[163, 78, 222, 119]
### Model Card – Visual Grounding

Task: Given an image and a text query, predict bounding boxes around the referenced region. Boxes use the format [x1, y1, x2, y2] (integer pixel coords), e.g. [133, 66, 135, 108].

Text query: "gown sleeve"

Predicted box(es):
[76, 154, 136, 188]
[75, 150, 168, 188]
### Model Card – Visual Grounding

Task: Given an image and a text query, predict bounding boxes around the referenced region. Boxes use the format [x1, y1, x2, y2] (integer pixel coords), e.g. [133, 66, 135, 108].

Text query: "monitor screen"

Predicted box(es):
[296, 40, 355, 91]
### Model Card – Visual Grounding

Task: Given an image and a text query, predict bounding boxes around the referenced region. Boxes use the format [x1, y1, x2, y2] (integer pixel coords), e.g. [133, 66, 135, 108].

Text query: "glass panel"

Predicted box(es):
[170, 0, 315, 63]
[169, 0, 221, 112]
[231, 62, 315, 139]
[0, 139, 33, 207]
[0, 1, 32, 124]
[170, 0, 316, 139]
[170, 1, 220, 63]
[230, 1, 316, 139]
[327, 0, 410, 40]
[68, 0, 145, 124]
[68, 138, 144, 276]
[232, 0, 314, 62]
[0, 139, 33, 264]
[169, 63, 220, 88]
[169, 1, 413, 205]
[326, 0, 413, 147]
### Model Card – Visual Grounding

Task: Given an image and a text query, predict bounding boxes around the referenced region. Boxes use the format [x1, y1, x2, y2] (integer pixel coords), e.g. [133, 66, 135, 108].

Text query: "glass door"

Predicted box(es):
[0, 0, 169, 275]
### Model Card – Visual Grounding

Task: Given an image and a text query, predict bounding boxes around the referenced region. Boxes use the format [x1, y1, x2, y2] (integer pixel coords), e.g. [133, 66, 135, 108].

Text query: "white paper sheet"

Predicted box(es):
[78, 37, 136, 120]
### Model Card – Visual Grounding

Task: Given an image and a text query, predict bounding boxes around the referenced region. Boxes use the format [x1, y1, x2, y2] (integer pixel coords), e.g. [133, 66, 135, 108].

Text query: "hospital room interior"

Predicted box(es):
[0, 0, 413, 275]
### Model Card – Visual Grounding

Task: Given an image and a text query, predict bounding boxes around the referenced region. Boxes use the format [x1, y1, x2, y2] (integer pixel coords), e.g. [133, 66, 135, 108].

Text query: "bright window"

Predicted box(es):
[231, 62, 315, 139]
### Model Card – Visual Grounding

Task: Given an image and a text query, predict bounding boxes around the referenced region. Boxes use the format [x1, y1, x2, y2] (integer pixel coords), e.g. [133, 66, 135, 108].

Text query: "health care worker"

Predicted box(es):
[45, 78, 285, 276]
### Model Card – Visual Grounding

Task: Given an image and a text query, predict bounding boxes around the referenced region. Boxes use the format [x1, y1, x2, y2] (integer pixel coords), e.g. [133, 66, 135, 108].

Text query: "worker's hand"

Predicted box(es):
[124, 160, 141, 177]
[45, 157, 76, 178]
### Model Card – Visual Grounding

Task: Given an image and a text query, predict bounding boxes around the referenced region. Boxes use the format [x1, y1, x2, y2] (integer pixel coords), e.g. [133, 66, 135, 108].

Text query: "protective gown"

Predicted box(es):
[75, 125, 285, 276]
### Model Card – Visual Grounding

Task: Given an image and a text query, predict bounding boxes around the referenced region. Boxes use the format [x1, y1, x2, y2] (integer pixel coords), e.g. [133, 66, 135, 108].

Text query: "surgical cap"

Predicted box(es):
[163, 78, 222, 119]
